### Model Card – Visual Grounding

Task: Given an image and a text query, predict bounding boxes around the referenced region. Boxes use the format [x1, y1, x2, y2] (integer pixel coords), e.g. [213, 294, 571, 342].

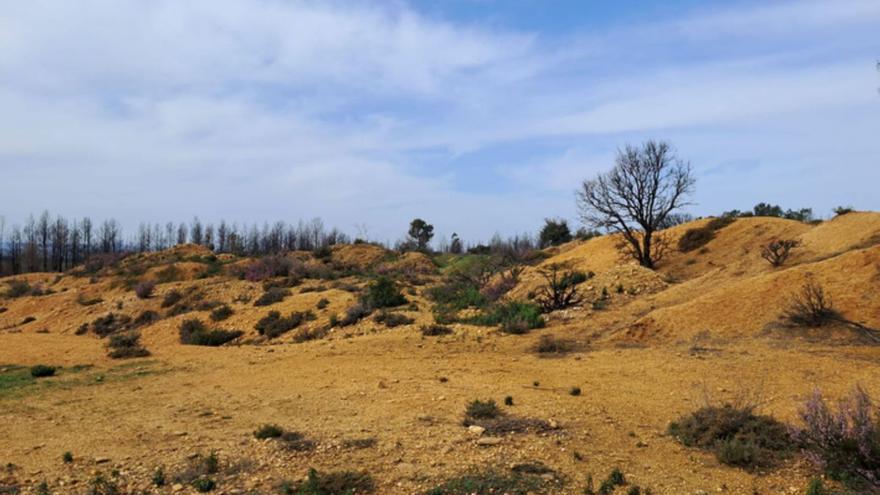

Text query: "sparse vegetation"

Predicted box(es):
[533, 335, 578, 356]
[107, 331, 150, 359]
[374, 311, 414, 328]
[29, 365, 56, 378]
[254, 424, 284, 439]
[465, 399, 500, 420]
[669, 404, 793, 469]
[316, 298, 330, 310]
[538, 218, 572, 248]
[783, 278, 838, 327]
[179, 319, 242, 346]
[421, 324, 453, 336]
[466, 301, 544, 334]
[209, 304, 234, 322]
[534, 264, 587, 312]
[424, 467, 549, 495]
[161, 289, 183, 308]
[761, 239, 798, 267]
[363, 276, 407, 309]
[792, 386, 880, 491]
[134, 280, 155, 299]
[90, 313, 132, 337]
[281, 468, 374, 494]
[253, 287, 291, 307]
[254, 310, 312, 339]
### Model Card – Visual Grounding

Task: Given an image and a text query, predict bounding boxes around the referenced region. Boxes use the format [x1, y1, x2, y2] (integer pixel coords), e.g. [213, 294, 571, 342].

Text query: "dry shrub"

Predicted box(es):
[134, 281, 155, 299]
[535, 264, 587, 312]
[253, 287, 290, 307]
[533, 335, 578, 357]
[107, 331, 150, 359]
[761, 239, 798, 267]
[421, 324, 453, 337]
[783, 278, 838, 327]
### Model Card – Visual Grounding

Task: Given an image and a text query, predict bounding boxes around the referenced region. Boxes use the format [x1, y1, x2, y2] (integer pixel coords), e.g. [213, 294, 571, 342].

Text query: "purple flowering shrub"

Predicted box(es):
[793, 386, 880, 489]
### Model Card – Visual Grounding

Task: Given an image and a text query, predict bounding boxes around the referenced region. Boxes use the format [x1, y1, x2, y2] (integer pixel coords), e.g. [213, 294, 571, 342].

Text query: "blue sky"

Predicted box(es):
[0, 0, 878, 245]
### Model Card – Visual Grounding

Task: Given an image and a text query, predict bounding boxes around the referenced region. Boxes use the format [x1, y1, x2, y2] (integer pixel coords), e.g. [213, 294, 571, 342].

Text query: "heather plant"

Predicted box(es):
[792, 386, 880, 490]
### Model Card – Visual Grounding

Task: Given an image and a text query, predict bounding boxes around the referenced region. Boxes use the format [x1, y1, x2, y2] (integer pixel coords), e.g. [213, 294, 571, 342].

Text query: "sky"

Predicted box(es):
[1, 0, 878, 245]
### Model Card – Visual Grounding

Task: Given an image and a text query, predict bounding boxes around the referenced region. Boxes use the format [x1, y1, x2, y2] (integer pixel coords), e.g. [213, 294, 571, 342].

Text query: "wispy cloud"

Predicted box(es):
[0, 0, 877, 241]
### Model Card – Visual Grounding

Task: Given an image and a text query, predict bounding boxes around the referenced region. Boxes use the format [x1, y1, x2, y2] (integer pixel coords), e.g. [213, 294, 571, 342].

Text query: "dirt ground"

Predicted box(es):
[2, 214, 880, 494]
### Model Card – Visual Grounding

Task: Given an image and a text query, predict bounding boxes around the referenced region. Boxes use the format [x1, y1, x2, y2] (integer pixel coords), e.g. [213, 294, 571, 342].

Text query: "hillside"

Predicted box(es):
[1, 213, 880, 494]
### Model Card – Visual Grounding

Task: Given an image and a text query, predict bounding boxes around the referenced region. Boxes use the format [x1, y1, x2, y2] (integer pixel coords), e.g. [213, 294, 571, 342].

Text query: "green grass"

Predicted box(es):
[0, 361, 168, 401]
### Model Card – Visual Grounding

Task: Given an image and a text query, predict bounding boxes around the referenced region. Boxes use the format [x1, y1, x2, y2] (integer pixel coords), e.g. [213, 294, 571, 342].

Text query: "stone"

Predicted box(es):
[467, 425, 486, 436]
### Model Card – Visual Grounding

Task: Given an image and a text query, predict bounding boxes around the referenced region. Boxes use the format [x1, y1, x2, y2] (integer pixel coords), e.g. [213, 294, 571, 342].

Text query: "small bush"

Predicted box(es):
[179, 319, 242, 346]
[152, 467, 166, 487]
[504, 396, 514, 406]
[134, 281, 155, 299]
[255, 311, 308, 339]
[21, 316, 36, 325]
[792, 386, 880, 490]
[669, 404, 792, 469]
[316, 298, 330, 310]
[761, 239, 798, 267]
[192, 478, 216, 492]
[30, 365, 56, 378]
[424, 467, 545, 495]
[421, 324, 453, 337]
[161, 289, 183, 308]
[5, 279, 33, 298]
[62, 451, 73, 464]
[833, 206, 855, 216]
[465, 399, 500, 420]
[467, 301, 544, 334]
[535, 264, 586, 312]
[533, 335, 577, 356]
[254, 424, 284, 440]
[107, 331, 150, 359]
[678, 227, 715, 252]
[569, 387, 582, 396]
[340, 303, 372, 327]
[253, 287, 290, 307]
[244, 256, 293, 282]
[91, 313, 132, 337]
[76, 293, 104, 306]
[283, 468, 374, 494]
[783, 278, 838, 327]
[132, 310, 160, 328]
[374, 311, 414, 328]
[363, 276, 407, 309]
[210, 305, 234, 322]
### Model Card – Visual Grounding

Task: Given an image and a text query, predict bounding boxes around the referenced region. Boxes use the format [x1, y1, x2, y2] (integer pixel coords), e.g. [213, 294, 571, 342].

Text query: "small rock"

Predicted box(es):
[94, 457, 110, 464]
[467, 425, 486, 436]
[172, 483, 184, 492]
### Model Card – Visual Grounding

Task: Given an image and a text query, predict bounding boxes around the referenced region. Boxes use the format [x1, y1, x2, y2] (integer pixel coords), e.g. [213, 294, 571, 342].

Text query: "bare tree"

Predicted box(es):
[577, 140, 694, 269]
[761, 239, 798, 267]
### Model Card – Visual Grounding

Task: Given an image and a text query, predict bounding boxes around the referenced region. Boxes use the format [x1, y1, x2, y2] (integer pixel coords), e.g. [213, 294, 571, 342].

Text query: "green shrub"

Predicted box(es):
[282, 468, 374, 494]
[132, 310, 161, 328]
[465, 399, 500, 420]
[254, 424, 284, 439]
[363, 276, 406, 309]
[161, 289, 183, 308]
[209, 305, 234, 322]
[374, 311, 415, 328]
[255, 311, 308, 338]
[421, 324, 453, 336]
[253, 287, 290, 307]
[340, 303, 372, 327]
[179, 319, 242, 346]
[669, 404, 792, 469]
[107, 331, 150, 359]
[152, 467, 166, 487]
[62, 451, 73, 464]
[466, 301, 544, 334]
[90, 313, 132, 337]
[192, 478, 216, 492]
[30, 365, 56, 378]
[424, 468, 545, 495]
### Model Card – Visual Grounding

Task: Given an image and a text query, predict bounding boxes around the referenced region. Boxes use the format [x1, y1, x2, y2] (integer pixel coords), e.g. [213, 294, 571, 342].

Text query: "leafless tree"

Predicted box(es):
[761, 239, 798, 267]
[577, 140, 694, 269]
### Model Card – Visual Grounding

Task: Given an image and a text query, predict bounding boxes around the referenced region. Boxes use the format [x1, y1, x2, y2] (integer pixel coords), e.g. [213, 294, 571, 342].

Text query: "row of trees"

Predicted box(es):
[0, 214, 351, 276]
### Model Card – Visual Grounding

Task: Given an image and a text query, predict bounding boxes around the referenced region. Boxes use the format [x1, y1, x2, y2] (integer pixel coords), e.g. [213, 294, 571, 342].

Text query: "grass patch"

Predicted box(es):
[464, 301, 544, 334]
[669, 404, 793, 469]
[424, 467, 552, 495]
[280, 468, 374, 495]
[179, 319, 242, 347]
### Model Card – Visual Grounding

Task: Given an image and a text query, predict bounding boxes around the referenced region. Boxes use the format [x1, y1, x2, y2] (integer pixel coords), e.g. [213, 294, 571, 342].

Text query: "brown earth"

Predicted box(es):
[1, 213, 880, 494]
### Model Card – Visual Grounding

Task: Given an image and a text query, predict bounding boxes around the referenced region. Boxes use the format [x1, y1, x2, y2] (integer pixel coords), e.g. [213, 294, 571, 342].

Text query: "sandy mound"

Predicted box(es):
[330, 243, 390, 271]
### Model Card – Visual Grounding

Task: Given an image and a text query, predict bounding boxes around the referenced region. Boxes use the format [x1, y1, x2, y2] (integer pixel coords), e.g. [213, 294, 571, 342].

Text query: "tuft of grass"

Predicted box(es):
[209, 305, 234, 322]
[669, 404, 793, 469]
[30, 365, 56, 378]
[421, 324, 453, 336]
[465, 399, 500, 420]
[465, 301, 544, 334]
[253, 287, 291, 307]
[254, 424, 284, 440]
[424, 467, 548, 495]
[281, 468, 374, 494]
[179, 319, 242, 347]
